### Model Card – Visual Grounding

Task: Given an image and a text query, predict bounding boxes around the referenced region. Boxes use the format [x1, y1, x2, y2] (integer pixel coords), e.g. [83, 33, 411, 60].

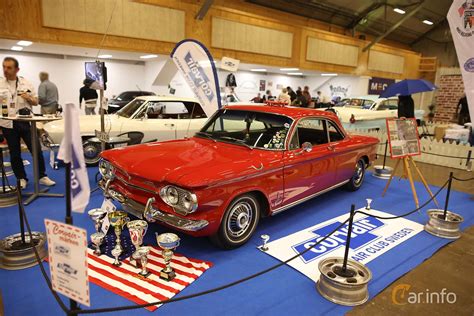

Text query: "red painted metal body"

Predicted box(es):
[101, 105, 379, 237]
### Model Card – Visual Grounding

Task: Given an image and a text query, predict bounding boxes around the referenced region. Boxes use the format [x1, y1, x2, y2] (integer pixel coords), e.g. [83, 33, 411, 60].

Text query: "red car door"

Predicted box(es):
[326, 119, 357, 183]
[279, 117, 337, 208]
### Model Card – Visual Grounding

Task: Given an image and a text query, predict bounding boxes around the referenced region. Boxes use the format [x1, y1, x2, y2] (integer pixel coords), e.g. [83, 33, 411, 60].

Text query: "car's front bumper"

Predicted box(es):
[99, 179, 209, 232]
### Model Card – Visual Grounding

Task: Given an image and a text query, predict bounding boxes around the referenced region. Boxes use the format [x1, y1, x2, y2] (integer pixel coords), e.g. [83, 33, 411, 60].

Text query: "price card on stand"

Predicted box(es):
[44, 219, 90, 306]
[100, 198, 116, 234]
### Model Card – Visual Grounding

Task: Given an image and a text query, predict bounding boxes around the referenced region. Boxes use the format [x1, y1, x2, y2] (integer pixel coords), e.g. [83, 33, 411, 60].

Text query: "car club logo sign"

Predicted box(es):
[262, 209, 423, 282]
[455, 0, 474, 37]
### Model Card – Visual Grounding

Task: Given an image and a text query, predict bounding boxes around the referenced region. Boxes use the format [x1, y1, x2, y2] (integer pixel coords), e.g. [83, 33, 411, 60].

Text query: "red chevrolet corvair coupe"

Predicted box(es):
[99, 105, 378, 248]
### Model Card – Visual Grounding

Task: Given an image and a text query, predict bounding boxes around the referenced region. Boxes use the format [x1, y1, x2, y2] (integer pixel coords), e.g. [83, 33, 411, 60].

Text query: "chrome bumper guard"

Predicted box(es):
[99, 180, 209, 232]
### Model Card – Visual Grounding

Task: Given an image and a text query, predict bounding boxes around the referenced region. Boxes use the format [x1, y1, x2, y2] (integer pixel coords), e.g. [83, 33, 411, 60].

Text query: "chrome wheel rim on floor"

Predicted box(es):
[227, 201, 253, 238]
[0, 185, 18, 208]
[0, 232, 48, 270]
[424, 209, 464, 239]
[317, 257, 372, 306]
[372, 165, 393, 179]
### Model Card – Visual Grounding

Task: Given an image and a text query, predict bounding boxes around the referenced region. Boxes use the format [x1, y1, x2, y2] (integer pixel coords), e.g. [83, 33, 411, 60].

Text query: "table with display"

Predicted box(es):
[3, 116, 64, 205]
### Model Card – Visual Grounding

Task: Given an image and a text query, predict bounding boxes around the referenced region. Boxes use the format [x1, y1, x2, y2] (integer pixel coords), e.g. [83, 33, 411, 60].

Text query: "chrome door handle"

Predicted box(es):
[327, 145, 335, 151]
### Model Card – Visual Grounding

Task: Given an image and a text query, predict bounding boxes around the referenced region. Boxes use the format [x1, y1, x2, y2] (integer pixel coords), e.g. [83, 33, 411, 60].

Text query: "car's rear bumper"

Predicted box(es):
[99, 180, 209, 232]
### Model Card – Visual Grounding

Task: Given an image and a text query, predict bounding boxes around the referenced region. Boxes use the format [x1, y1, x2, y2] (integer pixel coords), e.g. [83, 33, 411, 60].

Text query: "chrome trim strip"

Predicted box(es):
[271, 180, 350, 215]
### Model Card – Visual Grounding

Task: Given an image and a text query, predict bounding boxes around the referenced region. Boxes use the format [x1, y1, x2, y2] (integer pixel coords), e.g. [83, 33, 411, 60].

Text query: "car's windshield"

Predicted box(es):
[116, 99, 145, 118]
[198, 109, 293, 150]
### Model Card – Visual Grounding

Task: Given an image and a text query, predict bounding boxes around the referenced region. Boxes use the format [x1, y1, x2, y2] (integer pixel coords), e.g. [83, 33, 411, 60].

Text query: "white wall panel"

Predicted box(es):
[368, 50, 405, 74]
[306, 37, 359, 67]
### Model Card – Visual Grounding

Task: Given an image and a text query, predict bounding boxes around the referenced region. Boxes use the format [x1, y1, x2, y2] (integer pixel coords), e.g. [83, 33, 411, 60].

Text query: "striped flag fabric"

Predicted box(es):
[86, 246, 212, 311]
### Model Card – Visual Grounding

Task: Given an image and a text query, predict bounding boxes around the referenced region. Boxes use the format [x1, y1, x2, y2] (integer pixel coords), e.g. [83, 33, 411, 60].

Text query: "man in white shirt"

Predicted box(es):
[0, 57, 55, 189]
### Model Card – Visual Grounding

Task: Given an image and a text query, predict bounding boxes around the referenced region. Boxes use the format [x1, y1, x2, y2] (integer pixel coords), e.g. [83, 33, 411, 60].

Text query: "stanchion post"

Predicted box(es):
[443, 172, 453, 220]
[16, 179, 26, 244]
[382, 140, 388, 169]
[342, 204, 356, 273]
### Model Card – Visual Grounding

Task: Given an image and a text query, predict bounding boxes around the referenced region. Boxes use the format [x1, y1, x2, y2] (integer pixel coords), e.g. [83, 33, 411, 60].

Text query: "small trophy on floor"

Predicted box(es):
[260, 234, 270, 251]
[138, 246, 151, 278]
[156, 233, 180, 281]
[88, 208, 107, 233]
[91, 232, 105, 256]
[366, 199, 373, 210]
[127, 220, 148, 267]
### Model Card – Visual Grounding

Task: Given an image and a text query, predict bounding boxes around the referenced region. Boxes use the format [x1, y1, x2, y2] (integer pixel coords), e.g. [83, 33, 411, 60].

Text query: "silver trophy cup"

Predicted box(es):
[260, 234, 270, 251]
[127, 220, 148, 264]
[88, 208, 107, 233]
[366, 199, 373, 210]
[156, 233, 180, 281]
[91, 232, 105, 256]
[138, 246, 151, 278]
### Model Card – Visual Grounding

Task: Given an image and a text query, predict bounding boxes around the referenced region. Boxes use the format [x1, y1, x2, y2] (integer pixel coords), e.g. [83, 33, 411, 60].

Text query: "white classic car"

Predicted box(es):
[326, 95, 424, 131]
[43, 96, 208, 164]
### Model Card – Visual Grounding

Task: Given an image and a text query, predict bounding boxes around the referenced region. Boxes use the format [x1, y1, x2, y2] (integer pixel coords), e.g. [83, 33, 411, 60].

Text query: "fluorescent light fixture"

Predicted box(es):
[17, 40, 33, 46]
[287, 72, 303, 76]
[393, 8, 405, 14]
[98, 54, 113, 59]
[250, 68, 267, 72]
[140, 54, 158, 59]
[11, 46, 23, 51]
[280, 68, 299, 71]
[321, 73, 338, 76]
[423, 19, 433, 25]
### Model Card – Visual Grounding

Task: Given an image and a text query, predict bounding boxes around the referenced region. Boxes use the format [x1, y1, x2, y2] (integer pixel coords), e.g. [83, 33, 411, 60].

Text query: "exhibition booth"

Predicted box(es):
[0, 1, 473, 315]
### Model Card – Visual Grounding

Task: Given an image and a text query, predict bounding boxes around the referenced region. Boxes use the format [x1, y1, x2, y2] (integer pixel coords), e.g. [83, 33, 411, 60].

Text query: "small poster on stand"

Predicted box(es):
[45, 219, 90, 306]
[386, 118, 421, 158]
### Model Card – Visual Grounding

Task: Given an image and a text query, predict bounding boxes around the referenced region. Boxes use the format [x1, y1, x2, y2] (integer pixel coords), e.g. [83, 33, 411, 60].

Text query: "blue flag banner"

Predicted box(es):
[171, 39, 221, 117]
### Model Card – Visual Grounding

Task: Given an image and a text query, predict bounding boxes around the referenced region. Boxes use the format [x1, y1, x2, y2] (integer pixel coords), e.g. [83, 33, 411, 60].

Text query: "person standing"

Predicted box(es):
[262, 90, 274, 101]
[292, 90, 308, 107]
[302, 86, 312, 106]
[0, 57, 55, 188]
[250, 93, 263, 103]
[397, 95, 415, 118]
[38, 72, 58, 114]
[277, 88, 291, 105]
[456, 93, 470, 125]
[287, 86, 297, 102]
[79, 79, 98, 115]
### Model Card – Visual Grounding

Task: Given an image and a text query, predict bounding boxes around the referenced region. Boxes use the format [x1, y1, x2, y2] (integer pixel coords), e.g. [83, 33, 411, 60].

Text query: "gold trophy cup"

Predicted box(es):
[108, 211, 129, 258]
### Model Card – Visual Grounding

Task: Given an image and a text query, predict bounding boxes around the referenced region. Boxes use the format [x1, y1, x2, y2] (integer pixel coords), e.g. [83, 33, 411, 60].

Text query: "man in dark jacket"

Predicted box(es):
[398, 95, 415, 118]
[456, 93, 470, 125]
[292, 90, 308, 107]
[79, 78, 98, 115]
[287, 86, 297, 102]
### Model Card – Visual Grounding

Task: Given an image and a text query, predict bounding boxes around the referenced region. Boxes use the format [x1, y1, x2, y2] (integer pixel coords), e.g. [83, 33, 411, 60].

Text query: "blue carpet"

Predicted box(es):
[0, 153, 473, 316]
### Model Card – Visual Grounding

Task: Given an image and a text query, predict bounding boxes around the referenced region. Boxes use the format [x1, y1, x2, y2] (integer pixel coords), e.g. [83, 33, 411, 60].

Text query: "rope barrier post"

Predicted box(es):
[382, 140, 388, 169]
[443, 172, 453, 220]
[342, 204, 356, 273]
[16, 179, 26, 244]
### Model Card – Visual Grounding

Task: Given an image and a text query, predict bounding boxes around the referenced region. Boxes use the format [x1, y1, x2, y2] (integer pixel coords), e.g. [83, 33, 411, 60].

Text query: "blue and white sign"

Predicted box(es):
[263, 209, 423, 282]
[171, 39, 221, 118]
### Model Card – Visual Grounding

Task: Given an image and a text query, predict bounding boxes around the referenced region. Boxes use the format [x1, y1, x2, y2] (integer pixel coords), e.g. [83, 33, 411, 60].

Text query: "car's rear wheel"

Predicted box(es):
[83, 140, 102, 166]
[345, 158, 366, 191]
[210, 193, 260, 249]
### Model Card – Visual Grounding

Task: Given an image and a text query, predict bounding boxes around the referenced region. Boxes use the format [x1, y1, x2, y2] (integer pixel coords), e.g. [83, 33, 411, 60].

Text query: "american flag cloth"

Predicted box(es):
[86, 243, 213, 312]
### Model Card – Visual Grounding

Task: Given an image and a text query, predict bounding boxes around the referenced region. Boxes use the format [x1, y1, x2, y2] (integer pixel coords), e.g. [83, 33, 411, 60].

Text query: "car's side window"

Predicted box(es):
[144, 101, 189, 119]
[378, 100, 398, 111]
[289, 118, 329, 149]
[327, 121, 345, 142]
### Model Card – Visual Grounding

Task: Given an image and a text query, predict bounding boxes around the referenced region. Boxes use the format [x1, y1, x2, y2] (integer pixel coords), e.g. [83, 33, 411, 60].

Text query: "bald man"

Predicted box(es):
[38, 71, 58, 114]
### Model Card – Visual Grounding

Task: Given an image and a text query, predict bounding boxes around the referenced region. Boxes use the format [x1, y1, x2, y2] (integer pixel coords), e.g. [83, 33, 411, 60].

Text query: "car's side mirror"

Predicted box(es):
[296, 142, 312, 155]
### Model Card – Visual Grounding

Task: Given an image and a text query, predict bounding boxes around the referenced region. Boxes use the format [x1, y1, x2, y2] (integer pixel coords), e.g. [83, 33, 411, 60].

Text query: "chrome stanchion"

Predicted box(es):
[373, 140, 393, 179]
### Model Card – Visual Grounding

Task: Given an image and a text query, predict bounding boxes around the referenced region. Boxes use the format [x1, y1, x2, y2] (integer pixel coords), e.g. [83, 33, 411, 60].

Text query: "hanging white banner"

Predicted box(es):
[447, 0, 474, 123]
[57, 103, 91, 213]
[170, 39, 222, 117]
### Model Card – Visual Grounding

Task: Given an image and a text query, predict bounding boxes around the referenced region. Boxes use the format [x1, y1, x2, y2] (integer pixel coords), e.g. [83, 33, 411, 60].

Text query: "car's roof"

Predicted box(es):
[134, 95, 199, 102]
[120, 90, 155, 94]
[224, 104, 339, 120]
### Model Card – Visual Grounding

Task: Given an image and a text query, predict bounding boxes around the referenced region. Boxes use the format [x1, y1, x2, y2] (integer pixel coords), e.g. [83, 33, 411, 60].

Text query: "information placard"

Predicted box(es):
[386, 118, 421, 158]
[45, 219, 90, 306]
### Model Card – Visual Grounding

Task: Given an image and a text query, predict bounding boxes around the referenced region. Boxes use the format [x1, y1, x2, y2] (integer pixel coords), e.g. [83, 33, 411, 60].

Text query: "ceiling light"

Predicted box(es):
[280, 68, 299, 71]
[321, 73, 338, 76]
[423, 20, 433, 25]
[393, 8, 405, 14]
[11, 46, 23, 51]
[287, 72, 303, 76]
[17, 40, 33, 46]
[98, 54, 112, 59]
[250, 68, 267, 72]
[140, 54, 158, 59]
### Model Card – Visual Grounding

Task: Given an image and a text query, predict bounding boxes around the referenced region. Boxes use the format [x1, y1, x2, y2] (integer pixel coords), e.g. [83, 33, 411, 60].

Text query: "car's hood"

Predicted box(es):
[43, 114, 125, 139]
[102, 137, 273, 188]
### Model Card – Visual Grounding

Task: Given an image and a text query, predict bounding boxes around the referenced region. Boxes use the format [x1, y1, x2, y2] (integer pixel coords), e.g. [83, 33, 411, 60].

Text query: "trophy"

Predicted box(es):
[91, 232, 105, 256]
[108, 211, 129, 254]
[111, 246, 122, 266]
[138, 246, 151, 278]
[366, 199, 373, 210]
[127, 220, 148, 265]
[260, 234, 270, 251]
[88, 208, 107, 233]
[156, 233, 180, 281]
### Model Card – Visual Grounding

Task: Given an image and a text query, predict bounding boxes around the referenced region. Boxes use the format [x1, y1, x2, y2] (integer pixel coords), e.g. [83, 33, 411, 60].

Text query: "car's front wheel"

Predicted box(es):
[345, 158, 366, 191]
[83, 140, 102, 166]
[210, 193, 260, 249]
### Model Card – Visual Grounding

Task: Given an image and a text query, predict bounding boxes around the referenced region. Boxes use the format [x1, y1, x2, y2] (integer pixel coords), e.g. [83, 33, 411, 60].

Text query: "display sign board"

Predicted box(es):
[45, 219, 90, 306]
[262, 209, 423, 282]
[220, 56, 240, 72]
[386, 118, 421, 158]
[368, 77, 395, 95]
[95, 130, 109, 143]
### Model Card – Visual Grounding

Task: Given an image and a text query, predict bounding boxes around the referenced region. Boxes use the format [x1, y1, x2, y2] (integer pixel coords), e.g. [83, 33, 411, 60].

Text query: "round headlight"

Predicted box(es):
[166, 186, 179, 205]
[99, 159, 109, 177]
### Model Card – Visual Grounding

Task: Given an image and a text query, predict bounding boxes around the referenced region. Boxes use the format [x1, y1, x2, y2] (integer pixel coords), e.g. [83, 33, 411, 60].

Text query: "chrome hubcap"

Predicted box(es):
[83, 143, 100, 163]
[354, 161, 364, 185]
[227, 201, 253, 238]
